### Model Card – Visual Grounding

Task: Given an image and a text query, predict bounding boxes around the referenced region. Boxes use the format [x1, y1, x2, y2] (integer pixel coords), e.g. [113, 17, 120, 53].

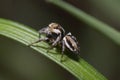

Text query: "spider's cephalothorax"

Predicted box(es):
[29, 23, 65, 47]
[61, 32, 80, 58]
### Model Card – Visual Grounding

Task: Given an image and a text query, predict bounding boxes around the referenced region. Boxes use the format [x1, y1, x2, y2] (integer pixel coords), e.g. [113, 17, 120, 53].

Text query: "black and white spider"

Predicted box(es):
[29, 23, 80, 61]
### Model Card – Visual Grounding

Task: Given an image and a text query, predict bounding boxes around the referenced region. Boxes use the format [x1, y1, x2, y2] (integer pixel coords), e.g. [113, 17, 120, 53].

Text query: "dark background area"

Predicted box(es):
[0, 0, 120, 80]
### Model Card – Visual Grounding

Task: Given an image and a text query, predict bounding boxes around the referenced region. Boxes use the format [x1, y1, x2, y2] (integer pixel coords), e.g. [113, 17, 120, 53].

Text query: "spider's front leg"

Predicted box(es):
[47, 35, 62, 53]
[52, 34, 62, 47]
[28, 37, 48, 46]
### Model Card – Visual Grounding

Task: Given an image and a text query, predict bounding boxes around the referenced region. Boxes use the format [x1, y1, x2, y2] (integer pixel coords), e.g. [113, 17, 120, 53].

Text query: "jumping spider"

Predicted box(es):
[29, 23, 80, 61]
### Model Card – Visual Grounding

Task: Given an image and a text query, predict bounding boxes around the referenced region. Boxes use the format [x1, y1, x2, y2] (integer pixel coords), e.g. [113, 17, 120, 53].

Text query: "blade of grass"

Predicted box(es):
[47, 0, 120, 45]
[0, 18, 107, 80]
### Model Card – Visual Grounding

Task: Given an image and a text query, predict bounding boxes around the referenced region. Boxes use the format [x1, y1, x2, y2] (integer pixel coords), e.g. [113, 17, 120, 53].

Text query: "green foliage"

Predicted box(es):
[0, 18, 107, 80]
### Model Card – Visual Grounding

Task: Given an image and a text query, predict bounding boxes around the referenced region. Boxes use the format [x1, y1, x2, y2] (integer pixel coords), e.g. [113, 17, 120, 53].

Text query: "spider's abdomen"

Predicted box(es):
[63, 33, 80, 54]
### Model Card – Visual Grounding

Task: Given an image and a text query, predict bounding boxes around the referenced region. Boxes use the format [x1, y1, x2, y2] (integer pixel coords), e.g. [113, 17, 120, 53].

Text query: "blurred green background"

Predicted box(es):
[0, 0, 120, 80]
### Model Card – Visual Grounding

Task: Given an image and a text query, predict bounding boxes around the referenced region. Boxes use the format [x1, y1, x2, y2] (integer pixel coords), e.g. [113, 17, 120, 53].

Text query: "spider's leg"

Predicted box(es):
[28, 38, 48, 46]
[60, 40, 65, 62]
[52, 34, 61, 47]
[47, 35, 62, 53]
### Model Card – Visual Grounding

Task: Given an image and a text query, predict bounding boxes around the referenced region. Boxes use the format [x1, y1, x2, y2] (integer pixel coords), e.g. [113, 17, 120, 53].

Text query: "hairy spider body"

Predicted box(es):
[29, 23, 80, 61]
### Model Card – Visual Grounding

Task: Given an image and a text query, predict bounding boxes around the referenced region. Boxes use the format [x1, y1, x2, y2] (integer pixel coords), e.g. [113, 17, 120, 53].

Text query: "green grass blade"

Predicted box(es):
[0, 18, 107, 80]
[47, 0, 120, 45]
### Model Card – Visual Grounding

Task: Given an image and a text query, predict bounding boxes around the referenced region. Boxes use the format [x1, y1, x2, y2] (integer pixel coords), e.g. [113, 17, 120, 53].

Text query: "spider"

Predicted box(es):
[29, 23, 80, 61]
